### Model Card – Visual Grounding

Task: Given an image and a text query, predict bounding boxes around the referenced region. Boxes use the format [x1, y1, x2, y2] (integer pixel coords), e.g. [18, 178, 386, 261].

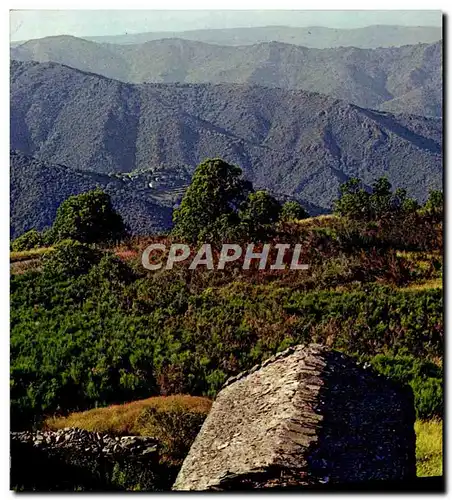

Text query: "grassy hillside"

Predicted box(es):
[11, 209, 443, 425]
[9, 156, 443, 489]
[10, 200, 443, 490]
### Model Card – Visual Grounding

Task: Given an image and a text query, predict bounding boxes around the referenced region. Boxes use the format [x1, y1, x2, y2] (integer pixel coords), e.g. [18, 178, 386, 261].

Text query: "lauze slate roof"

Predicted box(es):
[173, 343, 416, 490]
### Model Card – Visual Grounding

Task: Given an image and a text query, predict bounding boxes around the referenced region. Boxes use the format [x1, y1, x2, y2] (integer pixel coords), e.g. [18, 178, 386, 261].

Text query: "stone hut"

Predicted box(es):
[173, 344, 416, 491]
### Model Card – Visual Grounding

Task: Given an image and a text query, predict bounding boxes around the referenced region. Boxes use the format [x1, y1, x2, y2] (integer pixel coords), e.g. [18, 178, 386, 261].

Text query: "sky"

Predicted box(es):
[10, 10, 442, 42]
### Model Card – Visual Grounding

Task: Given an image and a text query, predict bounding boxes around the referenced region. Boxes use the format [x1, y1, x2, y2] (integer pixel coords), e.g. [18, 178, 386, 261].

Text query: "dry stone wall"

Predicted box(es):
[10, 428, 162, 491]
[11, 428, 159, 458]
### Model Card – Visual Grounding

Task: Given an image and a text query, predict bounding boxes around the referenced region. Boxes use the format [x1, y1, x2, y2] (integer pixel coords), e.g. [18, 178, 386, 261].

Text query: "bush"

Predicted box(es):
[138, 402, 208, 463]
[42, 240, 102, 277]
[51, 189, 126, 244]
[279, 200, 309, 222]
[369, 354, 443, 419]
[11, 229, 43, 251]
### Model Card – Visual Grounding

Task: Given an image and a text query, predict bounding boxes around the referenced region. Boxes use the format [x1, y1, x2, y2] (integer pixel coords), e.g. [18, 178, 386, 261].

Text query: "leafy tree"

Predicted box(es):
[279, 200, 309, 222]
[51, 189, 126, 244]
[334, 178, 371, 219]
[335, 177, 418, 220]
[239, 191, 281, 225]
[11, 229, 43, 251]
[369, 177, 393, 217]
[422, 190, 443, 219]
[237, 190, 282, 240]
[172, 159, 252, 243]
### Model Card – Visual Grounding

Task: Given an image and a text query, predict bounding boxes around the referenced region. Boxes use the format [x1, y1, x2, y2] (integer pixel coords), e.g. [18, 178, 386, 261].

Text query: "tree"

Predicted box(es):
[333, 178, 371, 219]
[239, 191, 281, 225]
[422, 190, 443, 220]
[334, 177, 418, 221]
[51, 189, 126, 244]
[369, 177, 393, 218]
[238, 190, 282, 239]
[279, 200, 309, 222]
[172, 158, 252, 243]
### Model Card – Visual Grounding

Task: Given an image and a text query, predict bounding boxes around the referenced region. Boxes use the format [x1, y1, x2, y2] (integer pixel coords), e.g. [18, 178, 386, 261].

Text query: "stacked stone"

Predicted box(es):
[11, 428, 159, 458]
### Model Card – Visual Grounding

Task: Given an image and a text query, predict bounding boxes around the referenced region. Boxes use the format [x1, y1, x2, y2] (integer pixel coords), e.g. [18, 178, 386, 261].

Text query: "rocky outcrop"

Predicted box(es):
[173, 343, 416, 491]
[11, 428, 159, 459]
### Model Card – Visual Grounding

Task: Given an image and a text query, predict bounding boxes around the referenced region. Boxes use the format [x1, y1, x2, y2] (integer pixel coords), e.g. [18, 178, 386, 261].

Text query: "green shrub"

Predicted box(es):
[42, 240, 102, 277]
[279, 200, 309, 222]
[11, 229, 43, 251]
[138, 403, 207, 464]
[369, 354, 443, 419]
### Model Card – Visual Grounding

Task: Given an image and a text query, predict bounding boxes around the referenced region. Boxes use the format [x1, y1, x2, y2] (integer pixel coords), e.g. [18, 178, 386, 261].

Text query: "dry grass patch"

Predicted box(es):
[45, 395, 212, 436]
[400, 278, 443, 292]
[10, 247, 53, 262]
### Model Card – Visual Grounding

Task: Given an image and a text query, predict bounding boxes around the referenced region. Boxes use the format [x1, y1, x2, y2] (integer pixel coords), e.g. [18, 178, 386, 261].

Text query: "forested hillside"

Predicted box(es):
[11, 37, 442, 116]
[10, 151, 175, 238]
[10, 60, 442, 222]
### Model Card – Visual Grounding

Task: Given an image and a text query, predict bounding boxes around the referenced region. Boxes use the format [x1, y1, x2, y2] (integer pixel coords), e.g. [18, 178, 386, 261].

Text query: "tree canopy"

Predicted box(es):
[172, 158, 253, 243]
[334, 177, 419, 220]
[51, 189, 126, 244]
[279, 200, 309, 222]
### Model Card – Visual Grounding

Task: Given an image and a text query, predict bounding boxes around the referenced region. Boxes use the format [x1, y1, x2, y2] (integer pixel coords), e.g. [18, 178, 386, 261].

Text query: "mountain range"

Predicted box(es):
[83, 24, 442, 49]
[11, 36, 442, 117]
[10, 59, 442, 237]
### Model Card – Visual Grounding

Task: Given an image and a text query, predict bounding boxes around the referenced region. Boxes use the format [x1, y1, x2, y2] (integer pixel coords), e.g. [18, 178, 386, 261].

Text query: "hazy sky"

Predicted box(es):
[10, 10, 442, 42]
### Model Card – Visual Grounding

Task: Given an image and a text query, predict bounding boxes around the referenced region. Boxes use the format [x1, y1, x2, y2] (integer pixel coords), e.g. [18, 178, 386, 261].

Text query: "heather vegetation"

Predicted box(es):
[10, 159, 443, 489]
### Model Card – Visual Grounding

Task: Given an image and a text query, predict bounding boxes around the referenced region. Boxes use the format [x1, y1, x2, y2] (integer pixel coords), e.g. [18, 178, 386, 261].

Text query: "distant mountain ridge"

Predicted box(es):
[10, 60, 442, 221]
[11, 36, 442, 117]
[82, 24, 442, 48]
